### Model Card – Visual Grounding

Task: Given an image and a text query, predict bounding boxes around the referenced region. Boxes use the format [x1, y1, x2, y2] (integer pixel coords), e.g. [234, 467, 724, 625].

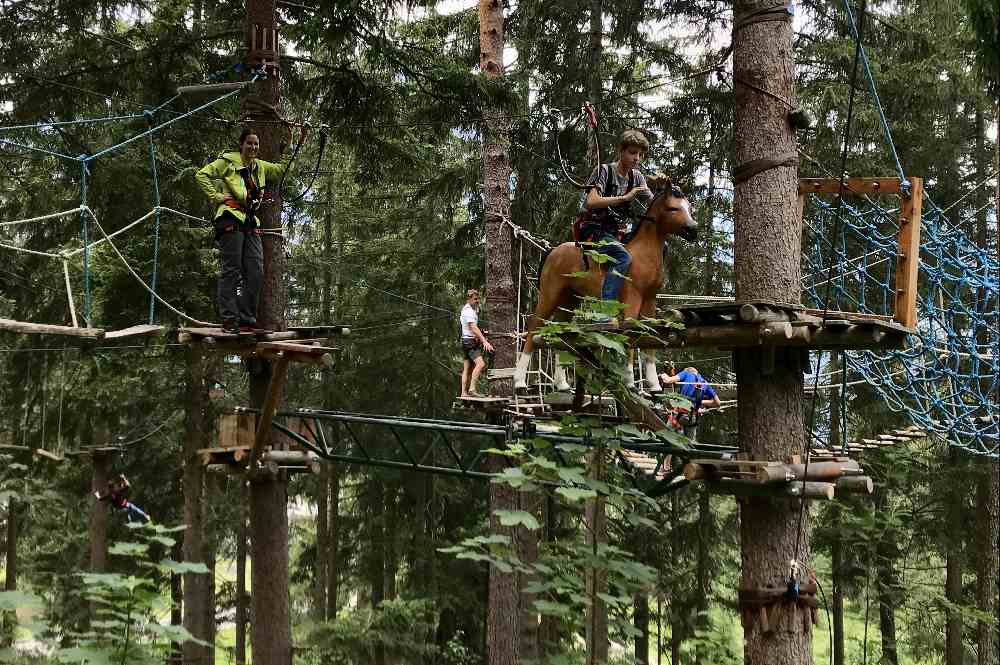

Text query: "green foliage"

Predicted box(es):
[0, 523, 207, 664]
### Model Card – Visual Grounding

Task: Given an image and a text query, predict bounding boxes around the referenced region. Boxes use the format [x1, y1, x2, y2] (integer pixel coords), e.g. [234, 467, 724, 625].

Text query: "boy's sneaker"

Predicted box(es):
[221, 319, 240, 334]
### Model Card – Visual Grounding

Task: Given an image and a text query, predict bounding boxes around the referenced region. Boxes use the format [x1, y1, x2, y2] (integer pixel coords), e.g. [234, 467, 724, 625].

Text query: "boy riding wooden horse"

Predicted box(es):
[513, 129, 698, 393]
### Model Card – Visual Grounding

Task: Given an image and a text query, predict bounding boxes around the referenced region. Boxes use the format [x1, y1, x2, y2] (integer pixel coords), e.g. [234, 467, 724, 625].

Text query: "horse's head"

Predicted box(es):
[644, 174, 697, 242]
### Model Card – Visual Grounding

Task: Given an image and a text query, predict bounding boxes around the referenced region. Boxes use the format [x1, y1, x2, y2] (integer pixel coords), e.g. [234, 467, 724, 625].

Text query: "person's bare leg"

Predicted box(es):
[461, 359, 472, 396]
[469, 356, 487, 395]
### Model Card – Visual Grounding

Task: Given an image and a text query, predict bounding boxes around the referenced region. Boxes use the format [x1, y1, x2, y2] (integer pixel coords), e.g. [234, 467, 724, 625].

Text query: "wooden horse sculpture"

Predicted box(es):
[513, 175, 697, 392]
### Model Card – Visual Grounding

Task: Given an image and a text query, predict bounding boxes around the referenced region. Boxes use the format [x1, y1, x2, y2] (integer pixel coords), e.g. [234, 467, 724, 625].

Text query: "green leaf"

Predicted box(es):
[0, 590, 43, 611]
[493, 509, 541, 530]
[587, 333, 626, 356]
[556, 487, 598, 502]
[56, 646, 116, 665]
[109, 541, 148, 556]
[158, 560, 211, 575]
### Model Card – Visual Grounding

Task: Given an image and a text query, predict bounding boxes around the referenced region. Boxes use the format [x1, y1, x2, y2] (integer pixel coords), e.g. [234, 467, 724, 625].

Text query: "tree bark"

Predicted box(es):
[976, 458, 999, 665]
[875, 489, 899, 665]
[694, 489, 713, 665]
[170, 542, 183, 665]
[243, 0, 291, 662]
[733, 3, 811, 664]
[315, 463, 329, 620]
[945, 452, 965, 665]
[480, 0, 520, 662]
[235, 482, 248, 665]
[4, 500, 16, 593]
[326, 458, 341, 620]
[89, 450, 112, 573]
[585, 451, 609, 665]
[830, 384, 845, 665]
[183, 347, 212, 665]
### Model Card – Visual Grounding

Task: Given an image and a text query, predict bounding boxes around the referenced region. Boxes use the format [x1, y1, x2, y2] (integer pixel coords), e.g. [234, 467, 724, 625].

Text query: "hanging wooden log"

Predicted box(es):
[0, 317, 104, 338]
[260, 450, 321, 474]
[755, 459, 862, 483]
[707, 479, 836, 500]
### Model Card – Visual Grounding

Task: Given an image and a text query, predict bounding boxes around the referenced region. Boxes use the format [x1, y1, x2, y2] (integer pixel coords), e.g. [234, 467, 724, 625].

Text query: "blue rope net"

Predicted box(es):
[802, 192, 999, 457]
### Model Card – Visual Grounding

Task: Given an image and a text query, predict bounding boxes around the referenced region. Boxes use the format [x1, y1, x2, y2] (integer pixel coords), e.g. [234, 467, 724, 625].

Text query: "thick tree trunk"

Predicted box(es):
[704, 113, 716, 295]
[183, 347, 212, 665]
[480, 0, 519, 662]
[733, 3, 811, 665]
[634, 591, 649, 665]
[243, 0, 291, 662]
[875, 489, 899, 665]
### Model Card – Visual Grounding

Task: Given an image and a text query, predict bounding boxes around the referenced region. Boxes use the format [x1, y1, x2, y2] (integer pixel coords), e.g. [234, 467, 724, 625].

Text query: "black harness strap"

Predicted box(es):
[732, 152, 799, 184]
[734, 1, 794, 31]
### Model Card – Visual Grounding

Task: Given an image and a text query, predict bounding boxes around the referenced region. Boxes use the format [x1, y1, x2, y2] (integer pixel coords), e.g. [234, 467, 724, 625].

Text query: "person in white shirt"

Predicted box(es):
[460, 289, 494, 397]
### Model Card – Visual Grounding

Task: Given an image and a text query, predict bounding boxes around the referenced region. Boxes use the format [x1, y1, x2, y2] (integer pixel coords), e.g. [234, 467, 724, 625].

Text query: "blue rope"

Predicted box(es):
[84, 73, 261, 163]
[0, 137, 81, 162]
[842, 0, 908, 187]
[144, 110, 162, 324]
[803, 192, 999, 457]
[0, 114, 144, 133]
[79, 159, 91, 327]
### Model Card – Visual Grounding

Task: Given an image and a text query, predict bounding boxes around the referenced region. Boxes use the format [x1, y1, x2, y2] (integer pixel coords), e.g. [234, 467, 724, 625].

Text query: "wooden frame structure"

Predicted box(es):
[180, 325, 347, 476]
[799, 176, 923, 328]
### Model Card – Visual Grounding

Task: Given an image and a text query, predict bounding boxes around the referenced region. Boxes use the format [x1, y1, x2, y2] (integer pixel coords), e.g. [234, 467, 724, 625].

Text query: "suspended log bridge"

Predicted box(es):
[810, 424, 928, 457]
[0, 318, 166, 341]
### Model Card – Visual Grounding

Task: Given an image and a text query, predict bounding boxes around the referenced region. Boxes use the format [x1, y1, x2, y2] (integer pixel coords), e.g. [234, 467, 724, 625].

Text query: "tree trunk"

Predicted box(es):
[830, 384, 845, 665]
[243, 0, 291, 662]
[634, 591, 649, 665]
[518, 491, 541, 663]
[183, 347, 212, 665]
[694, 489, 712, 665]
[704, 112, 716, 295]
[976, 459, 999, 665]
[315, 464, 329, 620]
[326, 458, 341, 620]
[235, 482, 248, 665]
[89, 450, 112, 573]
[4, 501, 16, 592]
[945, 452, 965, 665]
[585, 450, 609, 665]
[170, 542, 183, 665]
[480, 0, 519, 661]
[875, 489, 899, 665]
[733, 3, 811, 665]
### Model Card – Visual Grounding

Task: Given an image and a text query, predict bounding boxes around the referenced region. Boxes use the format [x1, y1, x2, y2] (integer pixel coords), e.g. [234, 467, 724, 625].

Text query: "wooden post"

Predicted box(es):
[893, 177, 922, 328]
[247, 354, 290, 472]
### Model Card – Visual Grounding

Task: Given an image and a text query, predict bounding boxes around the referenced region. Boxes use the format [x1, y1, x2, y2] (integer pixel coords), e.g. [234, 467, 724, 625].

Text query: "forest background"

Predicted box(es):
[0, 0, 997, 664]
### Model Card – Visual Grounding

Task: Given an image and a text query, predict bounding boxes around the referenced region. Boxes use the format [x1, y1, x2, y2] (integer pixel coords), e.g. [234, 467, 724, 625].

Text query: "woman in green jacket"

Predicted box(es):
[195, 125, 306, 332]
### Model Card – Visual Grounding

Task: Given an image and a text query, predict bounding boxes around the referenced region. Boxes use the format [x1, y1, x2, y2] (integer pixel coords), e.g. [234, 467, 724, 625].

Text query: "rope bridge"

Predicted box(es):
[801, 184, 998, 457]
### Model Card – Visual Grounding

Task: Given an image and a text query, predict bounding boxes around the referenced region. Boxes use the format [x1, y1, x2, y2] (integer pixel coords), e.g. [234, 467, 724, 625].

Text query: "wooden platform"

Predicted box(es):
[178, 327, 339, 367]
[533, 301, 913, 352]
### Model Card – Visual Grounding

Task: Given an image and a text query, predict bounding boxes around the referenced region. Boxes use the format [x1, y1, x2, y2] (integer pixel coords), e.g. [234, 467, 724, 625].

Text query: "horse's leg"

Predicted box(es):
[638, 297, 663, 392]
[514, 287, 565, 390]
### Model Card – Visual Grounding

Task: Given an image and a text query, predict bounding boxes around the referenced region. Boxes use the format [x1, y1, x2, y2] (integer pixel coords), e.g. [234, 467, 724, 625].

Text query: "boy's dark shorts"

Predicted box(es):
[461, 338, 482, 361]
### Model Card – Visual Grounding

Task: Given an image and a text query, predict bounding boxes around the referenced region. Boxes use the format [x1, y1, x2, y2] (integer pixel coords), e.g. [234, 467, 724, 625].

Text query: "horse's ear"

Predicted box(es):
[647, 172, 672, 192]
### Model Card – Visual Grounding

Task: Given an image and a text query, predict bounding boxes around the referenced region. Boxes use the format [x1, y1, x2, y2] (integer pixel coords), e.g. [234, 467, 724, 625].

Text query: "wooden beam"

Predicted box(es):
[0, 318, 104, 338]
[893, 177, 923, 328]
[247, 354, 291, 472]
[707, 479, 836, 500]
[798, 177, 903, 195]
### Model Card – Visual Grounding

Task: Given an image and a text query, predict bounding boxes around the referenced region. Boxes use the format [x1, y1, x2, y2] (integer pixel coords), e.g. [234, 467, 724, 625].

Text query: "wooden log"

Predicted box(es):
[206, 463, 243, 476]
[738, 304, 793, 323]
[252, 348, 334, 368]
[0, 317, 104, 338]
[800, 308, 894, 323]
[707, 479, 836, 500]
[836, 476, 874, 494]
[893, 177, 923, 328]
[261, 451, 321, 475]
[798, 177, 904, 195]
[755, 460, 862, 483]
[683, 462, 708, 481]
